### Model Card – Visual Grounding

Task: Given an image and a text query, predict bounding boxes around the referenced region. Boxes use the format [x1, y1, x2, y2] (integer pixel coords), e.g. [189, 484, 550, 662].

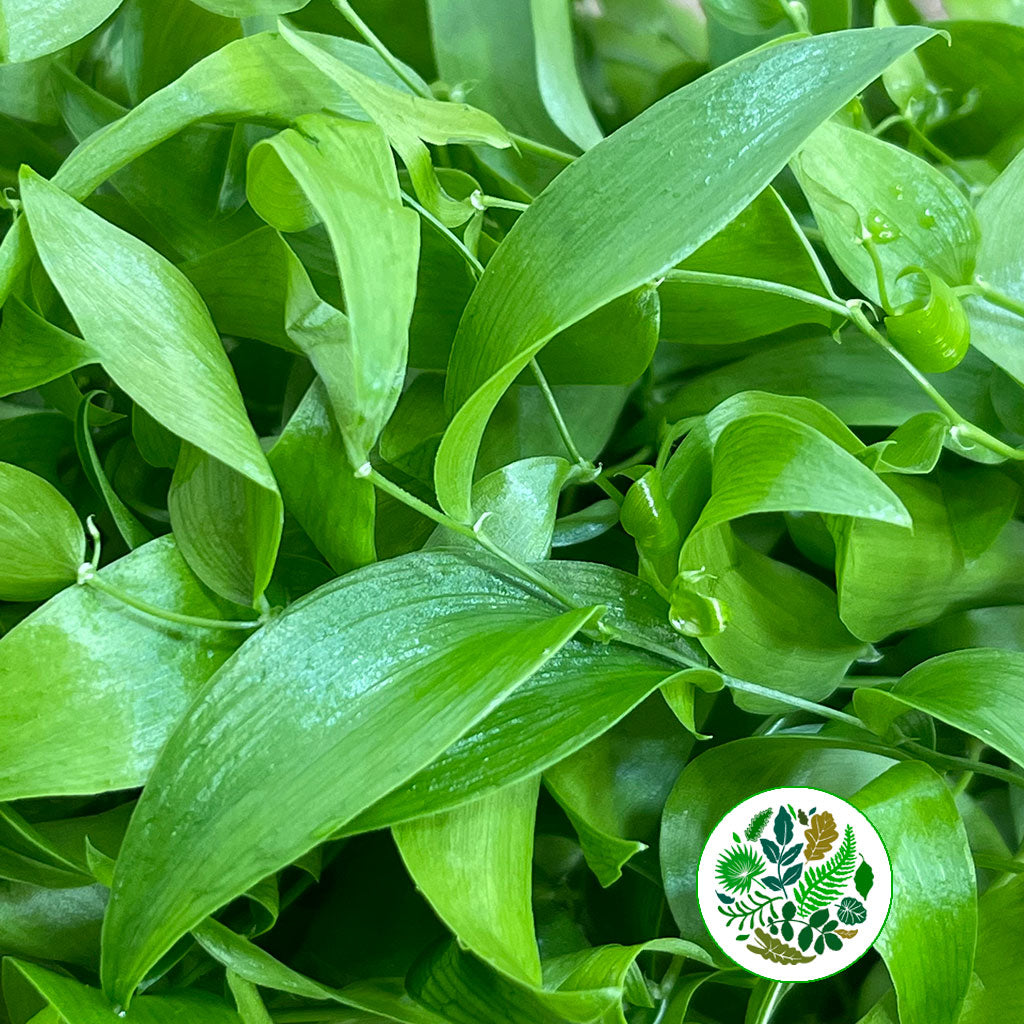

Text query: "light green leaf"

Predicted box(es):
[702, 0, 786, 35]
[248, 114, 420, 462]
[101, 552, 597, 1003]
[850, 762, 976, 1024]
[530, 0, 603, 150]
[192, 0, 307, 14]
[793, 119, 980, 308]
[0, 461, 83, 601]
[0, 537, 246, 801]
[19, 168, 281, 605]
[959, 875, 1024, 1023]
[0, 881, 106, 968]
[5, 959, 242, 1023]
[278, 20, 512, 227]
[437, 25, 936, 520]
[394, 778, 542, 984]
[0, 0, 121, 63]
[966, 146, 1024, 385]
[855, 649, 1024, 769]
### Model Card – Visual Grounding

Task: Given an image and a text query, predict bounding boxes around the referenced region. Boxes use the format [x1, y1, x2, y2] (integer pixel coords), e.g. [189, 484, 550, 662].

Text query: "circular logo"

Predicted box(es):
[696, 787, 892, 982]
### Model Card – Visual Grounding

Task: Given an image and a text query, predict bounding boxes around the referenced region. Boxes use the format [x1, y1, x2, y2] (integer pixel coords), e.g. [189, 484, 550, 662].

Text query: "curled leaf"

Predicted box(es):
[668, 568, 729, 638]
[885, 268, 970, 373]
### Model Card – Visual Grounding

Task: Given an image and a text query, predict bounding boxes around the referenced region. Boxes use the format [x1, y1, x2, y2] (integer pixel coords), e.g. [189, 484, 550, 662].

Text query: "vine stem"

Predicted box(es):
[971, 277, 1024, 320]
[748, 980, 791, 1024]
[509, 132, 576, 165]
[76, 518, 263, 631]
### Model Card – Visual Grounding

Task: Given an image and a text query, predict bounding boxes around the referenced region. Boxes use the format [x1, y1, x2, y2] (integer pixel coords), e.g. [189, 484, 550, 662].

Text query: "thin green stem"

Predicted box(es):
[509, 132, 576, 165]
[973, 277, 1024, 320]
[83, 575, 263, 631]
[973, 852, 1024, 875]
[592, 473, 626, 505]
[330, 0, 430, 98]
[901, 739, 1024, 791]
[662, 268, 849, 320]
[860, 234, 893, 313]
[777, 0, 809, 32]
[871, 113, 906, 138]
[402, 189, 483, 277]
[473, 192, 529, 213]
[529, 358, 589, 468]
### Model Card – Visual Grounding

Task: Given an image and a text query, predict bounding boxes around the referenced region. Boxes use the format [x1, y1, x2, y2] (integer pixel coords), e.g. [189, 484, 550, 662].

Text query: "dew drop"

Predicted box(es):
[866, 209, 901, 245]
[703, 174, 711, 185]
[918, 208, 936, 229]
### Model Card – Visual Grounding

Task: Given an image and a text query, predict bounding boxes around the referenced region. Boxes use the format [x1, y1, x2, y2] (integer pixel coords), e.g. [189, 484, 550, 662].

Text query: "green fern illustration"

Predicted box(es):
[744, 807, 772, 841]
[793, 824, 856, 914]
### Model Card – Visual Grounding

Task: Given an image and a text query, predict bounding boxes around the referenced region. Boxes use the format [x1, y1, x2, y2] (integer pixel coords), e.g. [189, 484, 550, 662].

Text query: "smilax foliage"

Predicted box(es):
[2, 1, 1024, 1023]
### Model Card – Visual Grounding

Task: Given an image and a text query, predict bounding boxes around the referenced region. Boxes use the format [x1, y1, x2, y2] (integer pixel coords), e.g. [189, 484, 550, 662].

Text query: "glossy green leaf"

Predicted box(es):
[0, 881, 106, 968]
[0, 0, 122, 63]
[530, 0, 603, 150]
[436, 25, 935, 520]
[395, 778, 542, 984]
[19, 168, 281, 605]
[0, 537, 246, 800]
[793, 119, 979, 308]
[279, 20, 512, 227]
[5, 959, 242, 1023]
[856, 649, 1024, 769]
[850, 762, 976, 1024]
[102, 552, 598, 1003]
[959, 875, 1024, 1023]
[192, 0, 306, 14]
[0, 461, 83, 601]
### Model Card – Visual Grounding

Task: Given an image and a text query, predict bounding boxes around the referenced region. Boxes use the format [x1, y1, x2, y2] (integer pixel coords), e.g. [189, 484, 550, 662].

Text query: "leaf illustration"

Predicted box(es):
[745, 808, 772, 841]
[781, 862, 804, 886]
[835, 929, 859, 939]
[774, 805, 795, 846]
[715, 844, 766, 894]
[837, 897, 868, 925]
[780, 842, 803, 866]
[760, 837, 781, 863]
[855, 857, 876, 900]
[794, 825, 857, 914]
[747, 927, 816, 965]
[798, 925, 813, 951]
[803, 810, 839, 861]
[797, 809, 809, 825]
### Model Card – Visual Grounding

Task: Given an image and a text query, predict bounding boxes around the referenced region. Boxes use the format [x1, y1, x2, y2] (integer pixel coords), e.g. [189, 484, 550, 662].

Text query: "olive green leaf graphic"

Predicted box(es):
[855, 857, 875, 900]
[716, 844, 767, 894]
[745, 807, 772, 841]
[747, 927, 816, 965]
[803, 810, 839, 861]
[794, 825, 857, 913]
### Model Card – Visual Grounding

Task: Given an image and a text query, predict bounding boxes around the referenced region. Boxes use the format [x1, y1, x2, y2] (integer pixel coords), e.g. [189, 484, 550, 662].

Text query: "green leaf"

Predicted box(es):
[0, 461, 83, 601]
[394, 778, 542, 984]
[101, 552, 598, 1003]
[192, 0, 307, 14]
[0, 881, 105, 968]
[966, 146, 1024, 385]
[436, 25, 935, 521]
[851, 762, 976, 1024]
[793, 824, 856, 914]
[702, 0, 786, 35]
[268, 379, 377, 573]
[792, 119, 980, 308]
[0, 0, 122, 63]
[5, 959, 242, 1023]
[884, 269, 970, 373]
[278, 20, 512, 227]
[0, 537, 246, 801]
[18, 168, 281, 605]
[247, 114, 420, 463]
[855, 649, 1024, 770]
[855, 858, 875, 900]
[530, 0, 603, 150]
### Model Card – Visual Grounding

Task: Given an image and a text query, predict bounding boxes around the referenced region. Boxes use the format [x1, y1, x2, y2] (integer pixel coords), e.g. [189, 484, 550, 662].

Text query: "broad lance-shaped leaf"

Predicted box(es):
[435, 25, 936, 521]
[0, 537, 248, 801]
[279, 19, 512, 227]
[0, 0, 121, 63]
[792, 119, 979, 309]
[854, 649, 1024, 770]
[101, 552, 599, 1004]
[247, 114, 420, 462]
[0, 461, 84, 602]
[530, 0, 603, 151]
[851, 762, 976, 1024]
[395, 778, 542, 985]
[4, 959, 241, 1024]
[17, 169, 281, 606]
[0, 30, 424, 302]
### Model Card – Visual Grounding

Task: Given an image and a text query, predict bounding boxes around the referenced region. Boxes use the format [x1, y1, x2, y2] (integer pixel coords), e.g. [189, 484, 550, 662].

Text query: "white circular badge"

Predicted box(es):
[696, 787, 892, 982]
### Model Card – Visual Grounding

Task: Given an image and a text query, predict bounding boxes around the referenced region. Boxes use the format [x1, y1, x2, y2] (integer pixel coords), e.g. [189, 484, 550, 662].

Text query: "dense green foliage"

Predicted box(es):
[2, 1, 1024, 1022]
